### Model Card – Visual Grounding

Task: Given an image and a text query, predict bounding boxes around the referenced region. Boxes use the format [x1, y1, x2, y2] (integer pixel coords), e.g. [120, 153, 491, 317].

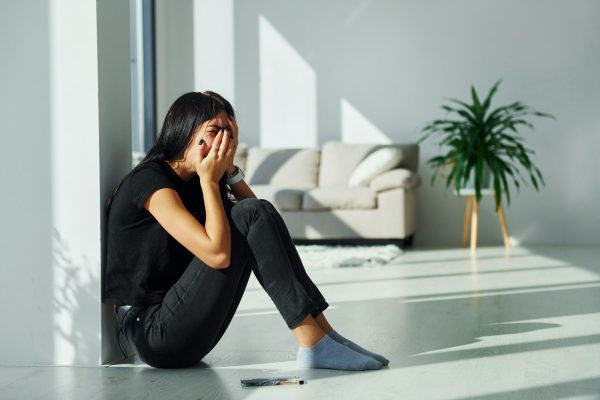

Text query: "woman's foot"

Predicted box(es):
[327, 329, 389, 366]
[313, 312, 389, 366]
[297, 334, 382, 371]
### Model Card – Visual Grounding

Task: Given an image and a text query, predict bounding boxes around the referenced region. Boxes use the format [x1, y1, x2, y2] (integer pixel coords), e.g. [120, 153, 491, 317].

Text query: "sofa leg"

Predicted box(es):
[401, 234, 415, 250]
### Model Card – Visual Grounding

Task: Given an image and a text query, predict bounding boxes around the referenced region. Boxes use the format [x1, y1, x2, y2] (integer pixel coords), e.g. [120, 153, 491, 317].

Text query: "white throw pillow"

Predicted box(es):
[347, 147, 403, 187]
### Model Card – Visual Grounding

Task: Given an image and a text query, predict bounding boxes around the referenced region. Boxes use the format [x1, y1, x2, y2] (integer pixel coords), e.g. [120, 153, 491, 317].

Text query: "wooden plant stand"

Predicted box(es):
[457, 188, 510, 253]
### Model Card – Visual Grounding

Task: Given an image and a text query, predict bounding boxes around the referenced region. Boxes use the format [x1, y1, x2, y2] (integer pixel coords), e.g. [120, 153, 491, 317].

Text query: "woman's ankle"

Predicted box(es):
[298, 330, 326, 348]
[314, 312, 334, 334]
[291, 314, 327, 348]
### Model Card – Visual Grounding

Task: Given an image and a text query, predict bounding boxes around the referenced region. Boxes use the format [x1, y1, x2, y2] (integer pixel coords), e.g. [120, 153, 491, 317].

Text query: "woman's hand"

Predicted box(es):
[225, 116, 239, 175]
[195, 128, 235, 183]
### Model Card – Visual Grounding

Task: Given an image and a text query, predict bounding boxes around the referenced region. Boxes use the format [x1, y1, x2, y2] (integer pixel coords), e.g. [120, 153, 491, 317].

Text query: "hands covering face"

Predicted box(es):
[194, 113, 239, 182]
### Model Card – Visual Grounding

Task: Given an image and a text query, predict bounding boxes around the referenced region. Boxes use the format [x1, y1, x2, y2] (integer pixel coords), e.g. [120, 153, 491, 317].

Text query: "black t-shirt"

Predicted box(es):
[102, 159, 233, 306]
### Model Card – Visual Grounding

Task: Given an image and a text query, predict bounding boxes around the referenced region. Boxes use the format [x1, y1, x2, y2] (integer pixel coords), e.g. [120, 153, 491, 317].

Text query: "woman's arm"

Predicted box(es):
[228, 177, 257, 201]
[144, 128, 234, 270]
[201, 180, 231, 265]
[224, 117, 257, 202]
[143, 182, 231, 269]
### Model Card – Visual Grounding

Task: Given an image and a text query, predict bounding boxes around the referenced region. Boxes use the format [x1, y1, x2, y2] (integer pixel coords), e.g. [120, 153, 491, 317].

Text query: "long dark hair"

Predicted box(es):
[105, 90, 237, 218]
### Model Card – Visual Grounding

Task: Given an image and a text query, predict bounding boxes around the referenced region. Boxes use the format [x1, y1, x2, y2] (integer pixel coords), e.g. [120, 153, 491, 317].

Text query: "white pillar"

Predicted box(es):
[50, 0, 102, 366]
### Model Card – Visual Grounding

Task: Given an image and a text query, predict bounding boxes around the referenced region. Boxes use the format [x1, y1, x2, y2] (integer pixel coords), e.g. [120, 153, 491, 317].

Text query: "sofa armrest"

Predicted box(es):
[369, 168, 422, 192]
[233, 142, 249, 171]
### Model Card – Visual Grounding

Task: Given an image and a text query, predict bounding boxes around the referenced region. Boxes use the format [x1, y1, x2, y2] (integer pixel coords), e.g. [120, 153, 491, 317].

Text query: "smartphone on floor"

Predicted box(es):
[240, 376, 304, 386]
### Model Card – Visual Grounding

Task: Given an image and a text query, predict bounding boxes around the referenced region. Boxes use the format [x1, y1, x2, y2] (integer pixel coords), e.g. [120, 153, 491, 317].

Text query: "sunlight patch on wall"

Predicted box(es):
[259, 15, 317, 148]
[340, 98, 391, 143]
[194, 0, 235, 104]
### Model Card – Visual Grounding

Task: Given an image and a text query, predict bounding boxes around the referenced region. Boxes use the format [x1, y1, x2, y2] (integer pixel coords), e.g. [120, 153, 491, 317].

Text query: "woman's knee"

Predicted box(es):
[231, 198, 265, 221]
[258, 198, 276, 211]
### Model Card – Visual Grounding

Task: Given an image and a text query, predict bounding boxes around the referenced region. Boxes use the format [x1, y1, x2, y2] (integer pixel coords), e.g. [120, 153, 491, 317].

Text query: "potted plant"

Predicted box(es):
[417, 79, 556, 212]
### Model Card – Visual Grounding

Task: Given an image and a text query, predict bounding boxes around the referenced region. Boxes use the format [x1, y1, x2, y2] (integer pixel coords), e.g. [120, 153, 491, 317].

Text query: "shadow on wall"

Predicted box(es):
[234, 1, 430, 148]
[231, 1, 576, 248]
[231, 4, 431, 246]
[247, 149, 305, 183]
[52, 227, 101, 365]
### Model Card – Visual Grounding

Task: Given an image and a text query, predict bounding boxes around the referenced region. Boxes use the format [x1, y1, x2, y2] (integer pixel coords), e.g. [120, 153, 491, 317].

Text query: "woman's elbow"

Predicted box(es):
[212, 252, 231, 269]
[215, 234, 232, 268]
[199, 237, 231, 269]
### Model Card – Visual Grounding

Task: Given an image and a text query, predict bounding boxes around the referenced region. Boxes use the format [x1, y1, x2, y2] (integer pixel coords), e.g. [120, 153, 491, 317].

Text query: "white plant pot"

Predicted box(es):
[462, 164, 492, 189]
[452, 164, 494, 196]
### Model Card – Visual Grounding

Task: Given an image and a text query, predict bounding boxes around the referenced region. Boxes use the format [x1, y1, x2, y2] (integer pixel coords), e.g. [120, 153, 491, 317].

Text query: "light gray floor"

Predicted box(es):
[2, 245, 600, 399]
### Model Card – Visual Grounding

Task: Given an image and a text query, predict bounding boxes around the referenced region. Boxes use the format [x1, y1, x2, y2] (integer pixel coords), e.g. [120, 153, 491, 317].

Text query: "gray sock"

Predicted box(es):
[328, 329, 389, 366]
[296, 334, 382, 371]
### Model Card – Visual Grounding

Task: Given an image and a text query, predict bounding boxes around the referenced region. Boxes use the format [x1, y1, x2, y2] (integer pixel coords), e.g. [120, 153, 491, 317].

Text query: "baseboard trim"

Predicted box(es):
[293, 234, 415, 250]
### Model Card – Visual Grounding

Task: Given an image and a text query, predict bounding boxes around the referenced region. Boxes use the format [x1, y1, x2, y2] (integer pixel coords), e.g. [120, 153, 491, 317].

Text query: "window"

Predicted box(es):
[130, 0, 156, 166]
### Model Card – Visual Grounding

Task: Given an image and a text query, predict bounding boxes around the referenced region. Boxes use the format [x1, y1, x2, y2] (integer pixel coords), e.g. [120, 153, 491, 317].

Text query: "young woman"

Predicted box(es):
[102, 91, 389, 370]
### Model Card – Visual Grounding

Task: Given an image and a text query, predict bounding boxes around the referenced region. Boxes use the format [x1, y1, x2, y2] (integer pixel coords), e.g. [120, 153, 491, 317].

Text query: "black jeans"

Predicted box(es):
[117, 198, 329, 369]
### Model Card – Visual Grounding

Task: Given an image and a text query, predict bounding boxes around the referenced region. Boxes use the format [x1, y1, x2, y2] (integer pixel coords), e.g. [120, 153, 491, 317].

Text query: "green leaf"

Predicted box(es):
[533, 110, 557, 120]
[534, 165, 546, 186]
[471, 84, 483, 118]
[441, 105, 458, 114]
[446, 97, 475, 112]
[455, 109, 479, 126]
[530, 172, 539, 190]
[446, 164, 456, 188]
[481, 78, 502, 119]
[485, 101, 522, 124]
[498, 165, 511, 205]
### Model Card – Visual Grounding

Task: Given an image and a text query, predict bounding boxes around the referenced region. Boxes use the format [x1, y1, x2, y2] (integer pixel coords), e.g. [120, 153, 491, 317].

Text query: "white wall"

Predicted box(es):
[227, 0, 599, 246]
[0, 0, 55, 366]
[0, 0, 131, 366]
[193, 0, 235, 105]
[127, 0, 600, 250]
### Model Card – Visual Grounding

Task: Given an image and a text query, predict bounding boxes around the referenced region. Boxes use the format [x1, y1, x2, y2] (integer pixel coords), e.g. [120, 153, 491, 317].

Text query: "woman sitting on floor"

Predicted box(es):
[102, 91, 389, 370]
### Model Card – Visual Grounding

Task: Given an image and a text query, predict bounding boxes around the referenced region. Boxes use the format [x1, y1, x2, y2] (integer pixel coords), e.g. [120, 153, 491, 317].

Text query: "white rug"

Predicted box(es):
[294, 244, 404, 270]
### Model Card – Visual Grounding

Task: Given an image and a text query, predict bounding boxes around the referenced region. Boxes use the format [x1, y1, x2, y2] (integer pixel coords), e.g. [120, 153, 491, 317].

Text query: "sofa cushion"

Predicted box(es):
[248, 185, 304, 211]
[369, 168, 422, 191]
[245, 147, 320, 188]
[348, 146, 404, 187]
[233, 142, 248, 171]
[302, 185, 377, 211]
[318, 142, 377, 187]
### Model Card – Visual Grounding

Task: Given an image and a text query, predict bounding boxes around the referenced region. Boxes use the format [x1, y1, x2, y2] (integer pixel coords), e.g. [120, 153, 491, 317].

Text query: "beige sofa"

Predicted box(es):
[232, 141, 421, 248]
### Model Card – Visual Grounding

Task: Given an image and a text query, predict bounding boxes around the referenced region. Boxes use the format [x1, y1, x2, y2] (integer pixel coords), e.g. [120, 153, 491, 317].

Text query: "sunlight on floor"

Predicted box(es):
[4, 245, 599, 400]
